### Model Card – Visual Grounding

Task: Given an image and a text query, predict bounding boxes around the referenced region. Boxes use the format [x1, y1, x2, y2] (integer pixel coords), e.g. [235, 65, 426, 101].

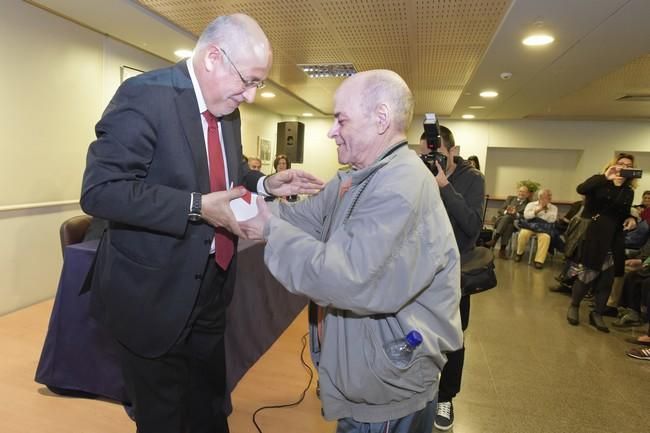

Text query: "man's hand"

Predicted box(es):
[433, 161, 449, 188]
[201, 188, 247, 237]
[239, 196, 272, 241]
[623, 217, 637, 231]
[265, 169, 324, 197]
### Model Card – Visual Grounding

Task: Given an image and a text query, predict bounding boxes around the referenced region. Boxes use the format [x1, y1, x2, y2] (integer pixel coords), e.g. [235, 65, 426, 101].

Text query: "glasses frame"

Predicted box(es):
[219, 47, 265, 89]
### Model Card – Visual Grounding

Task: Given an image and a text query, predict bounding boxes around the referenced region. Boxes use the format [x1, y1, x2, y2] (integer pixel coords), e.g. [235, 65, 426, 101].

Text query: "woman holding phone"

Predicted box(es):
[565, 153, 638, 332]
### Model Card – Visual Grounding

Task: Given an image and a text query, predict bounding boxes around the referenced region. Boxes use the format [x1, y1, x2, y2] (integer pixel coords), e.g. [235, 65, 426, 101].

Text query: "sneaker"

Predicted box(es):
[612, 311, 642, 327]
[626, 347, 650, 361]
[434, 401, 454, 431]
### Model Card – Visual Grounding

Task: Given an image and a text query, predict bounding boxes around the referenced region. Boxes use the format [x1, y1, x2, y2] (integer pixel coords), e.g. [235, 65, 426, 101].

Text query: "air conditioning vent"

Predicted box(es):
[298, 63, 357, 78]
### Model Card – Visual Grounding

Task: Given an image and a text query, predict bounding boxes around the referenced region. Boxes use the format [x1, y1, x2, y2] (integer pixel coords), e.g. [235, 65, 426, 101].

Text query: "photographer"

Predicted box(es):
[418, 126, 485, 431]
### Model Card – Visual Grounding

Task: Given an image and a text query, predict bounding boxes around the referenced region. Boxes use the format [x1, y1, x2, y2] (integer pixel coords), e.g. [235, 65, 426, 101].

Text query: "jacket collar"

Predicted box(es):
[337, 140, 409, 187]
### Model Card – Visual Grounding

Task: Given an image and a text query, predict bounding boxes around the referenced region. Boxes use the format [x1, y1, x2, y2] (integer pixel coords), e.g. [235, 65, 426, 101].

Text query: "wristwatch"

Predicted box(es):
[188, 192, 202, 222]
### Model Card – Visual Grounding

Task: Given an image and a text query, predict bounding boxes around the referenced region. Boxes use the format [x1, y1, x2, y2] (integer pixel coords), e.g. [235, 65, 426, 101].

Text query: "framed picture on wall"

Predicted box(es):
[120, 65, 144, 82]
[257, 137, 272, 163]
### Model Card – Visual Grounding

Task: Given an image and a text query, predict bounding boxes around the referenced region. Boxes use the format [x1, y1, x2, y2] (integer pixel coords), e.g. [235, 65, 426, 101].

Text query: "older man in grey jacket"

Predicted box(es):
[240, 70, 462, 433]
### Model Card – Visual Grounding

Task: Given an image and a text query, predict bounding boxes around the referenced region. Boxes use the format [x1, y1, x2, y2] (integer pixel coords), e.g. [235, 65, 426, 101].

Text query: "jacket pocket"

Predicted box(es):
[333, 321, 430, 405]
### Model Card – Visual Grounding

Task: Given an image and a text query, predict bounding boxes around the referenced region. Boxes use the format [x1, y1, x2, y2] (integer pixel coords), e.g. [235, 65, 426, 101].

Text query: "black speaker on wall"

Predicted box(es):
[276, 121, 304, 163]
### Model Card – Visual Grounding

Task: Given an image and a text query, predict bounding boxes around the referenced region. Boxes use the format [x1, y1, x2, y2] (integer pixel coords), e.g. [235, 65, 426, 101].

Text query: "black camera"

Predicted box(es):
[419, 113, 447, 176]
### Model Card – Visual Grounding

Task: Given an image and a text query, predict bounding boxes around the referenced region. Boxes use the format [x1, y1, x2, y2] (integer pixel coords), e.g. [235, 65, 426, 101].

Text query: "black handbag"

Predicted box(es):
[460, 246, 498, 296]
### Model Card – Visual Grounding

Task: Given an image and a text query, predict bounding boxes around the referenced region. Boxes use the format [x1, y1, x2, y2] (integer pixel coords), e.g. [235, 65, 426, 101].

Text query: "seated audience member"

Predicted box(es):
[613, 236, 650, 327]
[632, 190, 650, 216]
[623, 244, 650, 361]
[626, 190, 650, 249]
[513, 188, 558, 269]
[485, 185, 531, 258]
[248, 156, 262, 172]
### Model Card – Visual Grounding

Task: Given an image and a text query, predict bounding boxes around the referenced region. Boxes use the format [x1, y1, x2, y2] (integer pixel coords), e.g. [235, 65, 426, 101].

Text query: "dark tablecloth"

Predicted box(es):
[35, 239, 307, 411]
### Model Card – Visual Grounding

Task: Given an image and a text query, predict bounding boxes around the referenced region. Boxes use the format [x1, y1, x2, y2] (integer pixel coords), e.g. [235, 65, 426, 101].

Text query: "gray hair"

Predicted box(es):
[538, 188, 552, 198]
[195, 14, 269, 62]
[358, 70, 414, 132]
[196, 16, 239, 52]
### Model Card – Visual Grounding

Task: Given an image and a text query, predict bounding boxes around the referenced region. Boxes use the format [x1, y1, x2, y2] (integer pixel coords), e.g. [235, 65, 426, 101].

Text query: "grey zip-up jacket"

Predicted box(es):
[263, 143, 463, 422]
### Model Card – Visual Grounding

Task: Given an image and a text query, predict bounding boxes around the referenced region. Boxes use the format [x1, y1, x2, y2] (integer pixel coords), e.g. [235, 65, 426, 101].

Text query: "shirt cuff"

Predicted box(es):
[257, 176, 270, 197]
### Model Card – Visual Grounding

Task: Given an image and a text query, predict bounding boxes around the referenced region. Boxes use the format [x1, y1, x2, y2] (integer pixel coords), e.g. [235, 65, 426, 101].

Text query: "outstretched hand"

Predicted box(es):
[239, 196, 272, 241]
[201, 188, 247, 237]
[265, 169, 324, 197]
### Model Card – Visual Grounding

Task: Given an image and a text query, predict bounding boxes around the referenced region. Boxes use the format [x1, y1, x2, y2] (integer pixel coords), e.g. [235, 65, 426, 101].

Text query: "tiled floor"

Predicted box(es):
[452, 257, 649, 433]
[1, 256, 648, 432]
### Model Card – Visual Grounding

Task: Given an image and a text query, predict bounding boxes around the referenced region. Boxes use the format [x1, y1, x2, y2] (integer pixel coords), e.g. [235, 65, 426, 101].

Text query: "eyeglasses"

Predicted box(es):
[219, 48, 265, 89]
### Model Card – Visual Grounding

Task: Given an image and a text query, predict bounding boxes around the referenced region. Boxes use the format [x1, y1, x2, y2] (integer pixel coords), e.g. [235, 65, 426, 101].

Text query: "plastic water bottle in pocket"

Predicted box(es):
[383, 330, 423, 368]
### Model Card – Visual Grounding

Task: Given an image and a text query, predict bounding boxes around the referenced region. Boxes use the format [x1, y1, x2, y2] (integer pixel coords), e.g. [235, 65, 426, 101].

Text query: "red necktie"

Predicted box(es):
[203, 111, 234, 270]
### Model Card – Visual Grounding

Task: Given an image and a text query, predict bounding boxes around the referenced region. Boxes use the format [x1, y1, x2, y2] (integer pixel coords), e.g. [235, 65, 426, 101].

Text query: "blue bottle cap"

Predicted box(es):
[405, 330, 423, 347]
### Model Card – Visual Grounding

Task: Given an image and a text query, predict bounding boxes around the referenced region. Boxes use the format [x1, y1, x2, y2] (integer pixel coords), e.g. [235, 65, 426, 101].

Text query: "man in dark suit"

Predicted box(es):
[485, 185, 531, 258]
[81, 14, 322, 433]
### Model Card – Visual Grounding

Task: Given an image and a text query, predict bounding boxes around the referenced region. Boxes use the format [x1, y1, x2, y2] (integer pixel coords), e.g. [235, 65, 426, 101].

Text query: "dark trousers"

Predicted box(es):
[622, 270, 650, 319]
[438, 295, 470, 403]
[119, 257, 230, 433]
[493, 215, 517, 247]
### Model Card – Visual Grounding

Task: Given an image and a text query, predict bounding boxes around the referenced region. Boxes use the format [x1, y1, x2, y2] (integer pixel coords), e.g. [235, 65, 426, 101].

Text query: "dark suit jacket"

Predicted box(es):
[81, 61, 263, 358]
[500, 195, 529, 218]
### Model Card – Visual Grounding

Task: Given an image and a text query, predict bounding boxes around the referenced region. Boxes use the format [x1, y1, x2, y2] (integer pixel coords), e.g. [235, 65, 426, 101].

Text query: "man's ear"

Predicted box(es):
[375, 103, 391, 135]
[450, 145, 460, 157]
[204, 44, 220, 72]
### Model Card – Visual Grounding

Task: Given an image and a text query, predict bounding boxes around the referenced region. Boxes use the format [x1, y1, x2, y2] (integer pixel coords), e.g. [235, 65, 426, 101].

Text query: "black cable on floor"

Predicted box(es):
[252, 332, 314, 433]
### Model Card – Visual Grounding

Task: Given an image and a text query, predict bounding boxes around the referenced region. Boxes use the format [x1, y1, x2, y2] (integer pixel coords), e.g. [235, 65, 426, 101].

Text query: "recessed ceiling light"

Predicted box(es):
[302, 112, 313, 117]
[522, 34, 554, 46]
[174, 49, 193, 58]
[260, 92, 276, 98]
[468, 105, 485, 109]
[479, 91, 498, 98]
[462, 114, 475, 119]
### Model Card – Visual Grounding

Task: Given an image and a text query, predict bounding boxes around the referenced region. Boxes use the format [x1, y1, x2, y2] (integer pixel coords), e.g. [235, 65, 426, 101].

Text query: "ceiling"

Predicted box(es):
[28, 0, 650, 120]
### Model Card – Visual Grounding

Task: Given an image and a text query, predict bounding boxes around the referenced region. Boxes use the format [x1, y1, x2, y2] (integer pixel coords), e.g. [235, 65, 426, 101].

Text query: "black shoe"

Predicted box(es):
[567, 305, 579, 325]
[589, 312, 609, 333]
[601, 306, 619, 318]
[514, 254, 523, 263]
[434, 401, 454, 431]
[534, 262, 543, 269]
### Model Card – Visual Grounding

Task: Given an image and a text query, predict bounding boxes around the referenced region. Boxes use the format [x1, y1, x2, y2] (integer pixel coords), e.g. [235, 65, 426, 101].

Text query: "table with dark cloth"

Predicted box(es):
[35, 239, 307, 411]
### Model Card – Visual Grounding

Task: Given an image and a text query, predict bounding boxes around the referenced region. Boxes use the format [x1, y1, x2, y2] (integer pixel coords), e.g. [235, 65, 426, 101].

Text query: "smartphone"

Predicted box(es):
[620, 168, 643, 179]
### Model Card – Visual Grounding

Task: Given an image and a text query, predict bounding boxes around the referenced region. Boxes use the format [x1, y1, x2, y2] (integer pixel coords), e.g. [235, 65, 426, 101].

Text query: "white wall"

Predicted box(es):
[0, 1, 170, 315]
[292, 117, 342, 182]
